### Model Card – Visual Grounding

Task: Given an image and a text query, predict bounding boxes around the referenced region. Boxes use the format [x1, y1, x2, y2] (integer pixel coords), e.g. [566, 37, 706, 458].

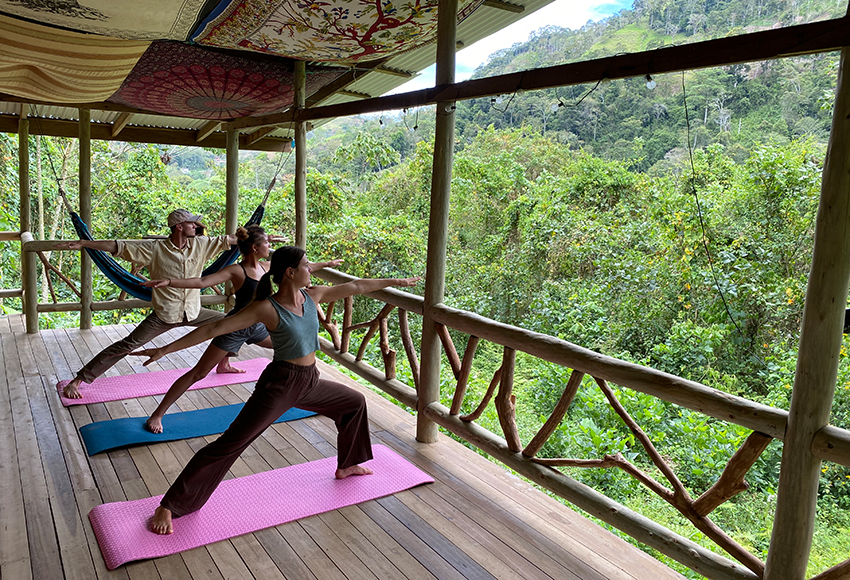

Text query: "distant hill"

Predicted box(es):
[450, 0, 845, 170]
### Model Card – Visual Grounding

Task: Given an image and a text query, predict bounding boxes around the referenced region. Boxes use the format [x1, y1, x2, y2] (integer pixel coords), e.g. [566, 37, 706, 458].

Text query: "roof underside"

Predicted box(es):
[0, 0, 554, 150]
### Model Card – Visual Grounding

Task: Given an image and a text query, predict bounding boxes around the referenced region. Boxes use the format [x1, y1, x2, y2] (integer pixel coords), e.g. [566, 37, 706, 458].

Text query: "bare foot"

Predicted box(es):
[335, 464, 373, 479]
[145, 415, 164, 434]
[61, 378, 83, 399]
[150, 506, 173, 535]
[215, 359, 246, 374]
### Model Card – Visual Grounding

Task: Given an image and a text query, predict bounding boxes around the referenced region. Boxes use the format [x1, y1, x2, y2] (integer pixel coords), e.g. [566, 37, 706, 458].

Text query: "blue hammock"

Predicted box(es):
[67, 203, 265, 301]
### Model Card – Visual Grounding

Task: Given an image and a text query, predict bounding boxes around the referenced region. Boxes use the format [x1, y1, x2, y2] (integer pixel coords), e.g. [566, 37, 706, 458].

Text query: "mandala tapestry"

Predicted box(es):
[0, 14, 149, 103]
[192, 0, 486, 63]
[107, 41, 347, 120]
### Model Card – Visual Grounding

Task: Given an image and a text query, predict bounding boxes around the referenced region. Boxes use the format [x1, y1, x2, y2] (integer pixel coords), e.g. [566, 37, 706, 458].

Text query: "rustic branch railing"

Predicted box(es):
[312, 268, 850, 580]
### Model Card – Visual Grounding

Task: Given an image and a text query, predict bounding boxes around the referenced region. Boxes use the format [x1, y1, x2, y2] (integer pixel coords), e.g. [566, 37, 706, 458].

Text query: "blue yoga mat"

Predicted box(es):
[80, 404, 316, 455]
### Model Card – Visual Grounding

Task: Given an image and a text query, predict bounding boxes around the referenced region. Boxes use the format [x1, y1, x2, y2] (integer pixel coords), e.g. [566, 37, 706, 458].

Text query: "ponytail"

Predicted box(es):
[255, 271, 274, 301]
[253, 245, 305, 301]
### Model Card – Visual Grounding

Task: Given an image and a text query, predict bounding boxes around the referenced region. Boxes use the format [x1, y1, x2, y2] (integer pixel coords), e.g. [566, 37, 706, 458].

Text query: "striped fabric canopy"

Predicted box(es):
[0, 14, 149, 103]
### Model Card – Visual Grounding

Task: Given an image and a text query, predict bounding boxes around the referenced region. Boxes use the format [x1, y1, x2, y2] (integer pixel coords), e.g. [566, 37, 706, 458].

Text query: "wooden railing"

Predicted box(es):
[16, 235, 229, 330]
[313, 269, 850, 580]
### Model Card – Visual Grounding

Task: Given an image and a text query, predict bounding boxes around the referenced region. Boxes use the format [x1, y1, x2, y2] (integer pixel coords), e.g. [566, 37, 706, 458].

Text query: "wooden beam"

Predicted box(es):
[0, 115, 290, 151]
[338, 90, 372, 99]
[110, 112, 134, 137]
[294, 60, 307, 249]
[79, 109, 92, 330]
[304, 59, 390, 108]
[373, 66, 416, 79]
[195, 120, 220, 142]
[764, 45, 850, 580]
[418, 0, 458, 444]
[482, 0, 524, 13]
[224, 16, 850, 130]
[245, 126, 276, 146]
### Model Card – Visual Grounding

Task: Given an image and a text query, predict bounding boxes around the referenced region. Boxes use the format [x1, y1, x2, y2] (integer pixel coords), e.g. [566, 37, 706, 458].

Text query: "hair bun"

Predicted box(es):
[235, 226, 248, 241]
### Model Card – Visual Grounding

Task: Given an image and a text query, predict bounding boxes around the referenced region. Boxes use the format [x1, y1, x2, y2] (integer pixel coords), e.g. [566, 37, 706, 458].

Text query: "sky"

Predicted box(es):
[391, 0, 634, 94]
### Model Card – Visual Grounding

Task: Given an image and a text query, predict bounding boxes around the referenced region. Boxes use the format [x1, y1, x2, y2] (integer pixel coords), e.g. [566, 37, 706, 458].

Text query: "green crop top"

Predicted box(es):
[267, 290, 321, 361]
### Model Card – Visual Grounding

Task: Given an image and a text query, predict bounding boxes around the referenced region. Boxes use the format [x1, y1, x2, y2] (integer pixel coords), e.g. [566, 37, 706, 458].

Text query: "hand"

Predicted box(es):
[55, 241, 84, 250]
[129, 347, 165, 366]
[395, 277, 422, 287]
[326, 259, 344, 268]
[267, 235, 288, 243]
[141, 279, 170, 288]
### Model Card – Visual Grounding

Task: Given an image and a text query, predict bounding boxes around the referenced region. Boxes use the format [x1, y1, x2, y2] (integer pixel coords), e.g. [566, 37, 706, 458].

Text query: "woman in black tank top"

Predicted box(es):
[139, 226, 341, 433]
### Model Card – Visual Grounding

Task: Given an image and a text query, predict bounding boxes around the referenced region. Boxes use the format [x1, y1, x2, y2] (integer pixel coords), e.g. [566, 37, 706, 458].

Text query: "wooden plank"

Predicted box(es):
[254, 528, 318, 580]
[0, 324, 33, 580]
[298, 515, 379, 579]
[2, 330, 64, 580]
[317, 510, 411, 580]
[358, 500, 468, 580]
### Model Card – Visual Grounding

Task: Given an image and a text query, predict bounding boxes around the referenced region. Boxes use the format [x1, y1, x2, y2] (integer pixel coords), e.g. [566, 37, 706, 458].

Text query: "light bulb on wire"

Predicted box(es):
[645, 74, 657, 90]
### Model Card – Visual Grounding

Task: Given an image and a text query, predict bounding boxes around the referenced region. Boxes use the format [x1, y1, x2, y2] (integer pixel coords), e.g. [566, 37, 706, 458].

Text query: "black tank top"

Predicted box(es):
[230, 263, 260, 315]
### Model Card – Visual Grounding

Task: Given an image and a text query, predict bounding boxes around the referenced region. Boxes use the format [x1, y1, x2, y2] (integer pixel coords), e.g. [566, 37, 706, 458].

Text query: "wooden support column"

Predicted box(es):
[225, 129, 239, 309]
[79, 109, 93, 330]
[764, 46, 850, 580]
[294, 60, 307, 249]
[417, 0, 458, 443]
[19, 105, 38, 333]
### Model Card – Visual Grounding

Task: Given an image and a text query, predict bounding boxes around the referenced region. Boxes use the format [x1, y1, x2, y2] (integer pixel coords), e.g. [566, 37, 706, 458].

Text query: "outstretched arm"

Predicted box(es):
[142, 263, 239, 289]
[308, 277, 420, 304]
[54, 239, 118, 254]
[130, 301, 271, 365]
[309, 259, 343, 272]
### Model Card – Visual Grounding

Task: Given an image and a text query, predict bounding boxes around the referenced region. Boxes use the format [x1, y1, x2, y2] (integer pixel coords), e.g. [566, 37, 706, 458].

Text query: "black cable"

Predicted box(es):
[680, 72, 765, 366]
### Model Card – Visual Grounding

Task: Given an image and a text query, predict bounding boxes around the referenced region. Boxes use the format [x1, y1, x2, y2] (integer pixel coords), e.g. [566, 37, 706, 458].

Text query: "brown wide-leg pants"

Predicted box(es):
[161, 360, 373, 517]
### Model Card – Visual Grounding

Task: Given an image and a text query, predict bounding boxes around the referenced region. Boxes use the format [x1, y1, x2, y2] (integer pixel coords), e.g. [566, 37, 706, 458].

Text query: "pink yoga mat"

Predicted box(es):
[89, 444, 434, 569]
[57, 358, 270, 406]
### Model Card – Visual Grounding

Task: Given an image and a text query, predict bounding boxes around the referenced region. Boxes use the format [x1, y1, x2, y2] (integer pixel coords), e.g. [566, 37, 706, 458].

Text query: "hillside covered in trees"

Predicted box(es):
[1, 0, 849, 575]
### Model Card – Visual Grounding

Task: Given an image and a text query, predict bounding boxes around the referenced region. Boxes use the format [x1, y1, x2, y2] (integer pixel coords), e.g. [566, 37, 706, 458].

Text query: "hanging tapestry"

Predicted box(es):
[0, 0, 209, 40]
[0, 14, 149, 103]
[107, 41, 347, 120]
[191, 0, 486, 63]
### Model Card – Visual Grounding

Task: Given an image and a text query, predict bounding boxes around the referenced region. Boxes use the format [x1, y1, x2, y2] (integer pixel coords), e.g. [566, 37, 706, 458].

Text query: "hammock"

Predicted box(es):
[61, 185, 271, 302]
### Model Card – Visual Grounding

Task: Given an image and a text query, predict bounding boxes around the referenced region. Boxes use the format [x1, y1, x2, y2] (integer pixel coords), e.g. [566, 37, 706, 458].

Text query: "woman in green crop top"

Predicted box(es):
[132, 245, 420, 535]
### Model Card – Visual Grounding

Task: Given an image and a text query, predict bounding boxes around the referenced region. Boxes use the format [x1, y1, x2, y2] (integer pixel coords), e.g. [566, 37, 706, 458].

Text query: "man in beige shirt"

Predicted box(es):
[57, 209, 236, 399]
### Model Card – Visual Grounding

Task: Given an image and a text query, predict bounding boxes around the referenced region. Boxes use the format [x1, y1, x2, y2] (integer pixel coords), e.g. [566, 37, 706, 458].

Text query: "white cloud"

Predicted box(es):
[390, 0, 632, 94]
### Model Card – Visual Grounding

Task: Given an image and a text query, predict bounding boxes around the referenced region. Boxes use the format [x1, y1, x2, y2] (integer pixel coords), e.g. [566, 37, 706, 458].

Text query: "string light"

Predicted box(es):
[645, 74, 657, 90]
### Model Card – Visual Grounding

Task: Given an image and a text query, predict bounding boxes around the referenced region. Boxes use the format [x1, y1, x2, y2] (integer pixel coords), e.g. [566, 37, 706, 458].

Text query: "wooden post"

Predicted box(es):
[417, 0, 458, 443]
[764, 46, 850, 580]
[79, 109, 93, 330]
[19, 105, 38, 333]
[294, 60, 307, 249]
[225, 129, 239, 309]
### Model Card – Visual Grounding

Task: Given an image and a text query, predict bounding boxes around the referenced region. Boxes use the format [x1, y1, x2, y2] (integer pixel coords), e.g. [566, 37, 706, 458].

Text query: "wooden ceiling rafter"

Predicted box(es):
[110, 112, 134, 137]
[224, 15, 850, 131]
[482, 0, 525, 14]
[0, 115, 290, 151]
[195, 121, 221, 143]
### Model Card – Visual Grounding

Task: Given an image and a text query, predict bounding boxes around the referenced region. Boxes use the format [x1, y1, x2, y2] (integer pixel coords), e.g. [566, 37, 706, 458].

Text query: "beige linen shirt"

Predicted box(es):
[114, 235, 230, 324]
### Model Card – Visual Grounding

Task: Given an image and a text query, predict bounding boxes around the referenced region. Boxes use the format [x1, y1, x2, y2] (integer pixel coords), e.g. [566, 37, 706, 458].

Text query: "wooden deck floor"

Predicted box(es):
[0, 314, 686, 580]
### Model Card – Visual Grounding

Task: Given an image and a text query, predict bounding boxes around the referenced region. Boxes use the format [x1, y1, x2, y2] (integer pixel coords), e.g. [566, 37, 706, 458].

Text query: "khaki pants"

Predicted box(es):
[76, 308, 224, 383]
[161, 360, 372, 517]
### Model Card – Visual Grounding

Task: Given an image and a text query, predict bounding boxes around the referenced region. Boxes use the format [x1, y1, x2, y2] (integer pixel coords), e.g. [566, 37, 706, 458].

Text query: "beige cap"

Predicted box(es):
[167, 209, 205, 228]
